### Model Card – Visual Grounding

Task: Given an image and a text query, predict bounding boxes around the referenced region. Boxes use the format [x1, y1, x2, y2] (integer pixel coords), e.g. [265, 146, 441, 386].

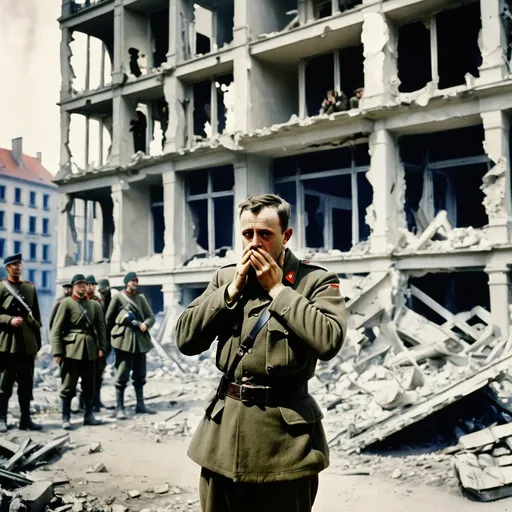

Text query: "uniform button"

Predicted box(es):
[250, 312, 259, 318]
[281, 308, 288, 314]
[247, 348, 252, 355]
[284, 330, 289, 335]
[267, 365, 274, 373]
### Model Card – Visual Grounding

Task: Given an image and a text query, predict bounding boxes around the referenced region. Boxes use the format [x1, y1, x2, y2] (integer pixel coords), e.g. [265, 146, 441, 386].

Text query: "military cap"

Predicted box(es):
[4, 253, 22, 266]
[123, 271, 138, 285]
[85, 275, 97, 285]
[62, 282, 72, 288]
[71, 274, 86, 285]
[98, 278, 110, 290]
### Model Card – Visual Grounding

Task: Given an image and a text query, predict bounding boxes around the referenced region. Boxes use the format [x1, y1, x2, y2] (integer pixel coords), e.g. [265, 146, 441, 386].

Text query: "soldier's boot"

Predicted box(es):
[83, 400, 102, 426]
[134, 387, 156, 415]
[93, 391, 101, 413]
[19, 400, 42, 431]
[62, 398, 72, 430]
[0, 397, 8, 434]
[115, 388, 127, 420]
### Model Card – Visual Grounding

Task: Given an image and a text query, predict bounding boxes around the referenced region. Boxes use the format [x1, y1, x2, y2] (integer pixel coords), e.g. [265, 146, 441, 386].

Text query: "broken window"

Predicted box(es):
[136, 285, 164, 314]
[251, 0, 298, 37]
[69, 112, 113, 171]
[191, 73, 234, 141]
[410, 272, 490, 326]
[70, 32, 113, 93]
[313, 0, 332, 19]
[400, 125, 489, 233]
[149, 97, 169, 155]
[185, 165, 234, 256]
[130, 104, 149, 154]
[150, 8, 170, 68]
[304, 46, 364, 117]
[151, 187, 165, 254]
[397, 2, 482, 93]
[186, 1, 234, 60]
[273, 144, 372, 253]
[182, 286, 207, 306]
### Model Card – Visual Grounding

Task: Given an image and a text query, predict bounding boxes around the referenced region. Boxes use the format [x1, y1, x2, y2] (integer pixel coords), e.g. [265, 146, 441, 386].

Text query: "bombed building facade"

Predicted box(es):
[56, 0, 512, 336]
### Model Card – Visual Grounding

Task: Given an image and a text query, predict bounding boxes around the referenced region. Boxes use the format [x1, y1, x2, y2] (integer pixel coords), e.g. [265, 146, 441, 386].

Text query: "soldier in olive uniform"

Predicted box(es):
[97, 279, 112, 313]
[105, 272, 156, 420]
[85, 275, 109, 412]
[175, 194, 347, 512]
[0, 253, 43, 432]
[49, 282, 73, 330]
[51, 274, 107, 430]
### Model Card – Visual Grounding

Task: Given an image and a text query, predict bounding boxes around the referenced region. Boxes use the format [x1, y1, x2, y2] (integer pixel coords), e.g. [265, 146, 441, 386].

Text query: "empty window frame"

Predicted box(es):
[29, 243, 37, 261]
[190, 1, 234, 58]
[191, 73, 233, 140]
[311, 0, 362, 20]
[397, 2, 482, 93]
[186, 165, 234, 254]
[150, 8, 170, 68]
[302, 46, 364, 117]
[400, 126, 489, 232]
[273, 145, 372, 252]
[42, 244, 50, 262]
[29, 191, 36, 207]
[29, 216, 37, 234]
[0, 186, 6, 202]
[14, 188, 21, 204]
[0, 239, 5, 258]
[151, 186, 165, 254]
[0, 211, 4, 229]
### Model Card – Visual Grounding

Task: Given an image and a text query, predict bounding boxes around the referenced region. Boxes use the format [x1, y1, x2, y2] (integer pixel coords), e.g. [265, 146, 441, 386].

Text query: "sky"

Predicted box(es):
[0, 0, 62, 175]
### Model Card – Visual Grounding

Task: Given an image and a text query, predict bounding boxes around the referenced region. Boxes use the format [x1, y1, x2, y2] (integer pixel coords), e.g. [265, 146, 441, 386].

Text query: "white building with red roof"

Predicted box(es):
[0, 137, 58, 335]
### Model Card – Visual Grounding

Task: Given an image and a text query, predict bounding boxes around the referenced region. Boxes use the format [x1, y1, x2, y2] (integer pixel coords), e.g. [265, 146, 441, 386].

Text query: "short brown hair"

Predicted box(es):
[238, 194, 291, 232]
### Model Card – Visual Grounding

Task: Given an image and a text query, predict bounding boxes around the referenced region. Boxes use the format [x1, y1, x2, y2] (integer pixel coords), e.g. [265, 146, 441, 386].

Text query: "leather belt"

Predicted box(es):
[69, 329, 90, 334]
[225, 382, 308, 405]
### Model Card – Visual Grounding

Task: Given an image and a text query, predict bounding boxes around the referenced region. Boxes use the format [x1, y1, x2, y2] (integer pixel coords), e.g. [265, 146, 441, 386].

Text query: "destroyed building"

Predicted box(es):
[55, 0, 512, 343]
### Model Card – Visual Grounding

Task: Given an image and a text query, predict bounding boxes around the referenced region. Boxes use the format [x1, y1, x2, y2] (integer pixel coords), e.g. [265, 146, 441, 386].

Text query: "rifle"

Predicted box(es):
[3, 281, 41, 330]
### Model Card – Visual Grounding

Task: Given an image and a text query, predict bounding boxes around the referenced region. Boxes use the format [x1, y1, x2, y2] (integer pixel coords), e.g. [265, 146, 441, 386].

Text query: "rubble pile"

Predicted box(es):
[311, 268, 512, 456]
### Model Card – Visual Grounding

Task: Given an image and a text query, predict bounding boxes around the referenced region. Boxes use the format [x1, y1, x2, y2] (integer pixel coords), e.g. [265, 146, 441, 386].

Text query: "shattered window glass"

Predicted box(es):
[357, 171, 372, 242]
[188, 200, 208, 251]
[214, 196, 234, 249]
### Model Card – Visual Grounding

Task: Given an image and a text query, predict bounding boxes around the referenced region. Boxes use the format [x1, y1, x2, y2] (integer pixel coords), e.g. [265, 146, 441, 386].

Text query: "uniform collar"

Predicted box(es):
[7, 277, 21, 284]
[72, 294, 87, 301]
[282, 248, 300, 289]
[125, 289, 136, 296]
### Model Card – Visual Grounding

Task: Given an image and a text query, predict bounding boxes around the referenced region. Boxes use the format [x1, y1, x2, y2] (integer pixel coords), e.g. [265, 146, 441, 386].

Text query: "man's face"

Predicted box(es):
[7, 262, 22, 279]
[240, 208, 293, 263]
[63, 286, 72, 297]
[86, 284, 97, 296]
[127, 279, 138, 292]
[73, 282, 86, 297]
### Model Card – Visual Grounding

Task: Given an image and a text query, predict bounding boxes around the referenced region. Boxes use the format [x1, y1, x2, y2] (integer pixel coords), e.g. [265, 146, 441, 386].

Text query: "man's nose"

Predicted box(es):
[251, 234, 262, 246]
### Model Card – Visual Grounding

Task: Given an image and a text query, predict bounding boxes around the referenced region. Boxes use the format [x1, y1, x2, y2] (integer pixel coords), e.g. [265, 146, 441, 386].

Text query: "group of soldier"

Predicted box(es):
[0, 254, 157, 432]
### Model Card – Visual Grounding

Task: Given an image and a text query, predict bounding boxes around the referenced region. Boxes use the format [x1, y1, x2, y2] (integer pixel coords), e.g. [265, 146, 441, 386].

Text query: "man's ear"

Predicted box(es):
[283, 227, 293, 245]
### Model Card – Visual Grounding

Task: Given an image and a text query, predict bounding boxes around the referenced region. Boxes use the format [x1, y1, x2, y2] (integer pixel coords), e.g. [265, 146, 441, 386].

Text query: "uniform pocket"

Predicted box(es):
[278, 395, 324, 425]
[62, 333, 78, 343]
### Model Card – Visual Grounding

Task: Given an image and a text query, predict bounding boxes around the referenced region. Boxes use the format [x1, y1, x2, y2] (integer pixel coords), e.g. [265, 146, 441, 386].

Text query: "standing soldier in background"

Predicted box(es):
[49, 282, 73, 329]
[175, 195, 347, 512]
[0, 253, 42, 432]
[85, 275, 101, 305]
[106, 272, 156, 420]
[97, 279, 113, 313]
[51, 274, 107, 430]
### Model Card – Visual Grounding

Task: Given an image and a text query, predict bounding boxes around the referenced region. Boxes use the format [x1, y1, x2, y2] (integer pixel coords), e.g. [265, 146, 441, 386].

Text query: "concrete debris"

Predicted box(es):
[85, 463, 107, 474]
[88, 443, 102, 454]
[454, 424, 512, 501]
[391, 468, 402, 479]
[154, 484, 170, 495]
[127, 489, 141, 499]
[323, 268, 512, 454]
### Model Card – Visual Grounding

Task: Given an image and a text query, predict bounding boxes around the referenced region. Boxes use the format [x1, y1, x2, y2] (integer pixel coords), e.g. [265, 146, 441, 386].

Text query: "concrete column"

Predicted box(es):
[360, 9, 399, 110]
[477, 0, 509, 85]
[57, 194, 78, 272]
[481, 110, 511, 244]
[167, 0, 179, 65]
[233, 155, 271, 254]
[163, 76, 187, 153]
[110, 182, 152, 273]
[110, 94, 135, 166]
[485, 265, 510, 338]
[231, 0, 251, 133]
[162, 168, 186, 269]
[60, 27, 74, 101]
[367, 125, 407, 254]
[112, 0, 125, 85]
[58, 111, 72, 177]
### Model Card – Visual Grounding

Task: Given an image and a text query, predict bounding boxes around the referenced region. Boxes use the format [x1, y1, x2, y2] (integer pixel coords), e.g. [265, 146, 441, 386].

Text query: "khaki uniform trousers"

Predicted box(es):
[199, 468, 318, 512]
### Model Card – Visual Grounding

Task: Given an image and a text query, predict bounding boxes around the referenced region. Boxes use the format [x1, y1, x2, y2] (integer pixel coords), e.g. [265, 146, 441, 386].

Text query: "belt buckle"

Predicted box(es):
[239, 384, 252, 403]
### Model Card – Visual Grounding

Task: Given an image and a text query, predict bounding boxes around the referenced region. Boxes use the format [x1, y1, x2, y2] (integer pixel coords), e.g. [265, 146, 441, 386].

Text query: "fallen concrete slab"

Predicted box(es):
[14, 481, 53, 512]
[330, 353, 512, 452]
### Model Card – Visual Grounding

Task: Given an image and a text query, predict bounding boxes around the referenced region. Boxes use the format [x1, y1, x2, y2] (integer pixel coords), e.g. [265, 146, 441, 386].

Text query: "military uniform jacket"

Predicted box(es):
[105, 292, 155, 353]
[175, 249, 347, 483]
[51, 297, 107, 361]
[0, 279, 42, 356]
[49, 295, 66, 330]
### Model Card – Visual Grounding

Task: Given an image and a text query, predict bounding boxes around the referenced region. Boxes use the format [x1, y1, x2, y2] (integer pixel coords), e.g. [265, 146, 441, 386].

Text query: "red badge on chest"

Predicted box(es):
[285, 271, 295, 284]
[329, 284, 340, 289]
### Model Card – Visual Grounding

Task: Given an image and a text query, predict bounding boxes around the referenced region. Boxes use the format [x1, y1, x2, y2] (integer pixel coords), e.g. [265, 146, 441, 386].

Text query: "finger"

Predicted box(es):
[250, 253, 264, 269]
[250, 250, 268, 267]
[255, 248, 276, 266]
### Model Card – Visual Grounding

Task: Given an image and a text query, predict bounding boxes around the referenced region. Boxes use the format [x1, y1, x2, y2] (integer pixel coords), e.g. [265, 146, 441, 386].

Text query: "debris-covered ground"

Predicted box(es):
[7, 269, 512, 511]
